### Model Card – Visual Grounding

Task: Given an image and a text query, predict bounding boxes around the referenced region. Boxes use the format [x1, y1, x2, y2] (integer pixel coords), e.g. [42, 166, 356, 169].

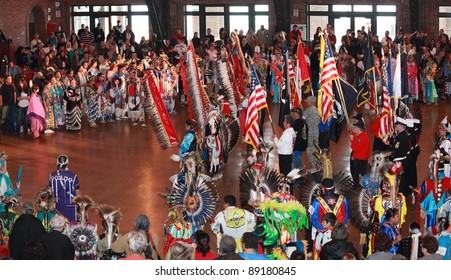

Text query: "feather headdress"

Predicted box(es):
[35, 186, 56, 212]
[67, 223, 98, 258]
[180, 44, 211, 137]
[214, 49, 238, 117]
[169, 176, 219, 228]
[239, 168, 282, 212]
[72, 196, 95, 226]
[96, 204, 122, 249]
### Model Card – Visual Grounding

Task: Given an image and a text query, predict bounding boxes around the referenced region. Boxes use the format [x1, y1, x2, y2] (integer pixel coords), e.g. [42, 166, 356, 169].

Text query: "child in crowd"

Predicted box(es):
[314, 212, 336, 256]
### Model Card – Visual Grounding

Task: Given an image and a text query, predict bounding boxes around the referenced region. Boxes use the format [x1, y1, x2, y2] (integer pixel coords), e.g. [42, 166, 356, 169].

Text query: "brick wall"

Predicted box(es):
[0, 0, 448, 59]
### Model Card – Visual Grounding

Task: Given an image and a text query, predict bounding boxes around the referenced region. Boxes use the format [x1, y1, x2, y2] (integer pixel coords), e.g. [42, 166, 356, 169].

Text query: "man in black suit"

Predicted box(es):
[40, 216, 75, 260]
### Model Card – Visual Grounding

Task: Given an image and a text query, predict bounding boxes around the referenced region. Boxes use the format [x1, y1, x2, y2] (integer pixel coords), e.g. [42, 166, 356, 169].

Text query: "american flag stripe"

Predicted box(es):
[288, 60, 295, 79]
[244, 66, 268, 149]
[320, 36, 338, 123]
[378, 56, 393, 143]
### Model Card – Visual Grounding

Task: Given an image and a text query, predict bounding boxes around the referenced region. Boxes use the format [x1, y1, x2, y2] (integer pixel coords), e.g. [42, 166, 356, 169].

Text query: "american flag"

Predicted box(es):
[319, 36, 339, 123]
[288, 59, 295, 79]
[378, 56, 393, 144]
[244, 66, 268, 150]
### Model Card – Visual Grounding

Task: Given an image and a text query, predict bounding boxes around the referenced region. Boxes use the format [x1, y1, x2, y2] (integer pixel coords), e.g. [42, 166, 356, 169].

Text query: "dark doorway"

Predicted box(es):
[28, 6, 46, 43]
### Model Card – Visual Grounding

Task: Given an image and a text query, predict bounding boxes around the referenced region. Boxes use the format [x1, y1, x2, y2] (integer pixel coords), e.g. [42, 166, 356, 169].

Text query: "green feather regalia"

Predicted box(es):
[259, 193, 309, 247]
[268, 247, 289, 260]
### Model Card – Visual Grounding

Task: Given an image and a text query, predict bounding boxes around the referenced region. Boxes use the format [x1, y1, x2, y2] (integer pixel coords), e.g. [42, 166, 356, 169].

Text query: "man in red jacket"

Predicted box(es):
[350, 113, 370, 184]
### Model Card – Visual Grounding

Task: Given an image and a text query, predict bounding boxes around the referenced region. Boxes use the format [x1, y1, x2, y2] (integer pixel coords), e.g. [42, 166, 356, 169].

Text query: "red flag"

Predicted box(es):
[143, 73, 179, 149]
[244, 66, 268, 150]
[296, 41, 311, 89]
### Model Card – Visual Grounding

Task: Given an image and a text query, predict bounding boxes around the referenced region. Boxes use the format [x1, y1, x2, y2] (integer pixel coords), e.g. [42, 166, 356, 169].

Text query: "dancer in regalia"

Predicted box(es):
[85, 77, 100, 128]
[48, 155, 80, 222]
[64, 79, 82, 131]
[26, 83, 47, 138]
[127, 70, 147, 128]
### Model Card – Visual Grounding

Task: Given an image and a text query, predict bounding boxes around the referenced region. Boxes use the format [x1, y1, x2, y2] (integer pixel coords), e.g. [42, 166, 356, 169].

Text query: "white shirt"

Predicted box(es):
[274, 127, 296, 155]
[210, 206, 256, 240]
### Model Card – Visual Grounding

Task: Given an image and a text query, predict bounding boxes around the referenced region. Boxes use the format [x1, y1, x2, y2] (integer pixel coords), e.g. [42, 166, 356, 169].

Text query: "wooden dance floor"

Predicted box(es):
[1, 99, 450, 255]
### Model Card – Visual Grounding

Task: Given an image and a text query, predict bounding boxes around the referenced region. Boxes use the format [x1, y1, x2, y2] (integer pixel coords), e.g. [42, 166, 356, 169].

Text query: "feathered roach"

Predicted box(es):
[95, 204, 122, 250]
[72, 195, 95, 227]
[35, 186, 55, 212]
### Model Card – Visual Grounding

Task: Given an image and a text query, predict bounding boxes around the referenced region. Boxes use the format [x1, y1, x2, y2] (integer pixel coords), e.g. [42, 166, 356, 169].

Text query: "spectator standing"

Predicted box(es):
[192, 32, 201, 49]
[77, 24, 85, 38]
[0, 75, 16, 133]
[47, 32, 58, 48]
[291, 107, 308, 170]
[289, 25, 302, 43]
[93, 23, 105, 49]
[204, 28, 215, 45]
[80, 26, 94, 46]
[122, 24, 136, 45]
[30, 33, 43, 52]
[274, 115, 296, 177]
[256, 25, 270, 45]
[54, 26, 66, 41]
[7, 61, 21, 79]
[115, 20, 124, 33]
[304, 95, 320, 170]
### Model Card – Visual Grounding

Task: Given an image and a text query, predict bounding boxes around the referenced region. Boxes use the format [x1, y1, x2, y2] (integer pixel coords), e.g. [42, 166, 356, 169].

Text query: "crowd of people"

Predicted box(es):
[1, 20, 451, 261]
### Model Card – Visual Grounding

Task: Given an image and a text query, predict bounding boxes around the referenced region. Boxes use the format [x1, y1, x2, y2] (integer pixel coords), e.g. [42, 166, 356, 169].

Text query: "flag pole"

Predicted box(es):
[251, 55, 276, 135]
[372, 67, 378, 114]
[230, 31, 250, 85]
[266, 107, 276, 134]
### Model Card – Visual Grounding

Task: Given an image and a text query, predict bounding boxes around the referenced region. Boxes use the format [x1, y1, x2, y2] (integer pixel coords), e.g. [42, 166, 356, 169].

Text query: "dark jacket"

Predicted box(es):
[319, 239, 360, 260]
[40, 230, 75, 260]
[293, 118, 308, 152]
[8, 214, 46, 260]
